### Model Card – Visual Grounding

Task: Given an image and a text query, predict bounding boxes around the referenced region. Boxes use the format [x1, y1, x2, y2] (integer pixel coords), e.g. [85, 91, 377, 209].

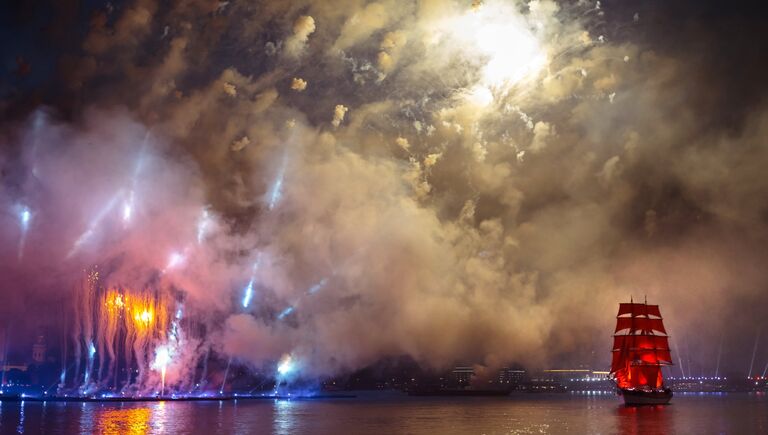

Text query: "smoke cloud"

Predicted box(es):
[1, 0, 768, 384]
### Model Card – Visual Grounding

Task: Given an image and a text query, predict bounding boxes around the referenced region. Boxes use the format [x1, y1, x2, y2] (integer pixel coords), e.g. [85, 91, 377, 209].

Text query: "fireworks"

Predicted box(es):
[67, 275, 178, 394]
[307, 278, 328, 295]
[242, 255, 262, 309]
[122, 191, 134, 224]
[67, 192, 122, 259]
[165, 251, 185, 271]
[152, 346, 172, 396]
[277, 354, 294, 376]
[277, 306, 294, 320]
[11, 0, 751, 404]
[267, 156, 287, 210]
[16, 203, 31, 259]
[241, 279, 254, 309]
[18, 204, 31, 228]
[196, 207, 212, 244]
[439, 2, 547, 89]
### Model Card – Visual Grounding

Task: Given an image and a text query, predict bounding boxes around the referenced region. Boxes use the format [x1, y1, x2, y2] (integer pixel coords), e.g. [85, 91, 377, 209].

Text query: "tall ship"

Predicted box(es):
[610, 299, 674, 405]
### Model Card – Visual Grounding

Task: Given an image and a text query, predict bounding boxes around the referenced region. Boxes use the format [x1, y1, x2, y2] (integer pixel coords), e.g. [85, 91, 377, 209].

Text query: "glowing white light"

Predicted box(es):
[16, 204, 32, 259]
[197, 208, 211, 244]
[441, 2, 547, 92]
[466, 85, 494, 107]
[139, 310, 152, 323]
[242, 279, 255, 308]
[277, 306, 294, 320]
[474, 13, 546, 85]
[268, 166, 286, 210]
[19, 205, 31, 229]
[154, 346, 171, 369]
[122, 203, 132, 222]
[166, 252, 185, 270]
[277, 354, 294, 376]
[122, 190, 135, 224]
[88, 342, 96, 358]
[153, 345, 173, 396]
[307, 277, 328, 295]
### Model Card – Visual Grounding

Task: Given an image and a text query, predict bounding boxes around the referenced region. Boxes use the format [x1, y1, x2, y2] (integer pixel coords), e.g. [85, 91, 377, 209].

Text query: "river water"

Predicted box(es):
[1, 392, 766, 434]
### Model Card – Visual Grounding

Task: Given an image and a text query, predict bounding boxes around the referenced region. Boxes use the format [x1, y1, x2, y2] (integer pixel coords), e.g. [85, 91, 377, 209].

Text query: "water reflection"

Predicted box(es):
[16, 400, 24, 434]
[615, 404, 672, 435]
[273, 399, 299, 435]
[96, 406, 151, 434]
[0, 394, 762, 434]
[150, 401, 166, 433]
[78, 402, 95, 433]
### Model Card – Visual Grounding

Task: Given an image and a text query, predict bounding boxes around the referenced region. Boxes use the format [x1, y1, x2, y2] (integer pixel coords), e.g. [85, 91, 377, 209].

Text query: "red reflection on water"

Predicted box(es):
[97, 406, 151, 434]
[615, 404, 671, 435]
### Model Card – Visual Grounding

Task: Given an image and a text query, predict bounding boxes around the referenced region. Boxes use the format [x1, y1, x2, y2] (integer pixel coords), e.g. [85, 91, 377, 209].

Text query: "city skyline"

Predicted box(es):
[1, 0, 768, 397]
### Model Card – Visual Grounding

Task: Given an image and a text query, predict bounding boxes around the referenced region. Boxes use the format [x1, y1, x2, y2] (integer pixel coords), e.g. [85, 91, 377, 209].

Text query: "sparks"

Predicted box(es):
[153, 346, 172, 396]
[438, 2, 547, 95]
[138, 310, 153, 324]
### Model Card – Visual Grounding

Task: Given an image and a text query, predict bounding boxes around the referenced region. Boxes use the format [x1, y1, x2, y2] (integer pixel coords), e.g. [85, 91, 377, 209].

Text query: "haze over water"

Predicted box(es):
[2, 393, 767, 434]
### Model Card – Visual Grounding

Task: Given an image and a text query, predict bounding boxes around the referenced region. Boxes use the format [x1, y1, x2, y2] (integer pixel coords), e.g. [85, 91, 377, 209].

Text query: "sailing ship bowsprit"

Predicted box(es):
[610, 300, 674, 405]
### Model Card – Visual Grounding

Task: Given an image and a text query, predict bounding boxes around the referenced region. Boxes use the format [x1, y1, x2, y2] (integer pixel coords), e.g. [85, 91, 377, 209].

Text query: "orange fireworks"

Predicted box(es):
[102, 288, 168, 331]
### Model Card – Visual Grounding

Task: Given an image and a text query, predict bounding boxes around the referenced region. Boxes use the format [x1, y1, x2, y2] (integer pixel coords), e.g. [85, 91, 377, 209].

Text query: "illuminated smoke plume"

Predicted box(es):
[1, 0, 768, 390]
[290, 78, 308, 92]
[285, 15, 316, 57]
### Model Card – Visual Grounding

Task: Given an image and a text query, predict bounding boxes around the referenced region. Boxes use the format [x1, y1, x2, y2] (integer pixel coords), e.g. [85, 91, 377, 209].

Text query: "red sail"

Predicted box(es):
[612, 348, 672, 365]
[612, 334, 670, 351]
[617, 303, 662, 318]
[613, 365, 662, 389]
[610, 301, 673, 390]
[614, 317, 667, 334]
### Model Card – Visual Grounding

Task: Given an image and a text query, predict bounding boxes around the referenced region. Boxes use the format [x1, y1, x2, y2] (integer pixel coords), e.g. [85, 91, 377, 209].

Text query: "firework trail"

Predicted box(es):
[67, 193, 122, 259]
[16, 204, 31, 260]
[267, 155, 287, 211]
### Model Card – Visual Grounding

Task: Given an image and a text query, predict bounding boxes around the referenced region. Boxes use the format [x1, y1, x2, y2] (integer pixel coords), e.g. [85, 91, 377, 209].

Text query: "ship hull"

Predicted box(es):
[620, 388, 673, 406]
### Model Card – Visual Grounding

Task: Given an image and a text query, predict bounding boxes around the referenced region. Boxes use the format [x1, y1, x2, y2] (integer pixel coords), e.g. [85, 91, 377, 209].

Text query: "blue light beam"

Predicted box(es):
[242, 279, 255, 309]
[277, 306, 294, 320]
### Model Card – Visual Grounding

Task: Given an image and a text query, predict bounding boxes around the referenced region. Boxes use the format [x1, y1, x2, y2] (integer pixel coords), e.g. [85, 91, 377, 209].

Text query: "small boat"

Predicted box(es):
[609, 299, 674, 405]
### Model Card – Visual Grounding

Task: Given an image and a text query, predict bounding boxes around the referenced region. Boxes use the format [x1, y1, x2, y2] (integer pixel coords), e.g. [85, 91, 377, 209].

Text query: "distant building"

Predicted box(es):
[31, 334, 47, 365]
[534, 369, 613, 392]
[498, 367, 526, 387]
[452, 366, 475, 387]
